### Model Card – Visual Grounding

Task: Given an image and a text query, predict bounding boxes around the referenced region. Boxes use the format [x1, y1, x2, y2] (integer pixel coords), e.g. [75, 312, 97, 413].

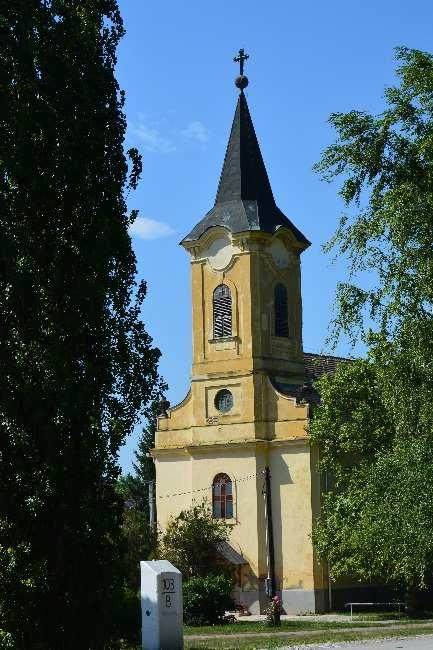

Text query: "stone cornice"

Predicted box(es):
[151, 435, 309, 458]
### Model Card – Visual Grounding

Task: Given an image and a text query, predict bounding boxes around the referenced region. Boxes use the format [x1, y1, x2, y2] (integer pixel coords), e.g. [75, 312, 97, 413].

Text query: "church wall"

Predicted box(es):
[189, 445, 261, 557]
[155, 443, 269, 614]
[155, 439, 326, 615]
[154, 451, 192, 530]
[190, 374, 256, 437]
[257, 375, 309, 439]
[156, 391, 193, 448]
[270, 441, 317, 613]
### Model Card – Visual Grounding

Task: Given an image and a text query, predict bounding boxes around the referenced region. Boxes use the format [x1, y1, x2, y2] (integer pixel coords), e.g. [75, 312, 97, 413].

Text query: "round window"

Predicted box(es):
[214, 389, 233, 413]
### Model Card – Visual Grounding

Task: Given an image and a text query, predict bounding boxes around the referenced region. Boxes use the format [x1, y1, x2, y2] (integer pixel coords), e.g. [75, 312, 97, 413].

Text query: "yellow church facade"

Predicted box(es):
[153, 64, 332, 614]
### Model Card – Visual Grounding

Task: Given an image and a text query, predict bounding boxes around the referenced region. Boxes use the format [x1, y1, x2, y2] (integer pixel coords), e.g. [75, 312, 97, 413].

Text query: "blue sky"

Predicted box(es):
[116, 0, 433, 473]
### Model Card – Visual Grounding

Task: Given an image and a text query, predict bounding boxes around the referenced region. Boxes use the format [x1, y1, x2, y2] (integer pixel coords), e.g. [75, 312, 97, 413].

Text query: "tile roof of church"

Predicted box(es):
[182, 90, 310, 247]
[302, 352, 353, 404]
[303, 352, 352, 380]
[272, 352, 352, 404]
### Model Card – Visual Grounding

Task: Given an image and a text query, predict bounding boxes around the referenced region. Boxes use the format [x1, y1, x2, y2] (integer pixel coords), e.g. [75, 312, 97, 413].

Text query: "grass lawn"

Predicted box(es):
[124, 619, 433, 649]
[183, 625, 433, 649]
[184, 616, 427, 635]
[353, 610, 431, 621]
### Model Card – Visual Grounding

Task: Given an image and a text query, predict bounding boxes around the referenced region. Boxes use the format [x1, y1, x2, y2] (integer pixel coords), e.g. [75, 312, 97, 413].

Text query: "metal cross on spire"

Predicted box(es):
[234, 48, 249, 76]
[234, 48, 249, 91]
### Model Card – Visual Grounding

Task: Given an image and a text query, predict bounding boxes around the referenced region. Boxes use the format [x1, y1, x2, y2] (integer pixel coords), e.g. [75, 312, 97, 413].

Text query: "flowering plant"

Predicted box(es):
[265, 594, 282, 626]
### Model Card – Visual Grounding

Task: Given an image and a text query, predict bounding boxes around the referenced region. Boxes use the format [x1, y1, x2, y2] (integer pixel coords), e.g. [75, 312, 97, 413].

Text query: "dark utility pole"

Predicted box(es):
[263, 466, 277, 598]
[148, 480, 155, 529]
[143, 479, 156, 528]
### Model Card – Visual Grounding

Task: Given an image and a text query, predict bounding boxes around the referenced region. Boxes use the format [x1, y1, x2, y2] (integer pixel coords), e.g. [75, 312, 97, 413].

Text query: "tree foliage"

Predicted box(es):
[311, 47, 433, 597]
[315, 46, 433, 342]
[310, 342, 433, 589]
[158, 501, 230, 579]
[117, 397, 160, 512]
[121, 507, 156, 592]
[133, 399, 160, 483]
[0, 2, 162, 647]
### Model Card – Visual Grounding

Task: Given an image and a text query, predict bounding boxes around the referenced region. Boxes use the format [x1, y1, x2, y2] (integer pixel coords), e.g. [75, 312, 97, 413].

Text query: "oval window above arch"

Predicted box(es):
[214, 389, 233, 413]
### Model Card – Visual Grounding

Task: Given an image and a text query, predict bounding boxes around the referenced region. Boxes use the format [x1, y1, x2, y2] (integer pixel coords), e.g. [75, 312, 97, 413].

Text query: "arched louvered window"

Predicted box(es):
[212, 473, 233, 519]
[213, 284, 232, 338]
[274, 283, 289, 337]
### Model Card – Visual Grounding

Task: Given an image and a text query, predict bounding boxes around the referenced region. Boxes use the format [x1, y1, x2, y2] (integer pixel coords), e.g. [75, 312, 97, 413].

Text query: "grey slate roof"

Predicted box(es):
[303, 352, 352, 381]
[272, 352, 353, 405]
[182, 92, 310, 247]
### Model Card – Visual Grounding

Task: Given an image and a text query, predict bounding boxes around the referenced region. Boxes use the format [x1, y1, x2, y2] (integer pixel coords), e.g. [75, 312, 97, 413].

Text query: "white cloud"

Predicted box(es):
[181, 120, 210, 146]
[129, 117, 176, 154]
[129, 217, 174, 240]
[128, 114, 210, 153]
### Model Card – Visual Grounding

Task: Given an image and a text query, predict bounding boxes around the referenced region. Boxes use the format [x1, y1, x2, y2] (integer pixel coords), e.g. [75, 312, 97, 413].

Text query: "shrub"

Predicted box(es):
[265, 595, 282, 626]
[158, 501, 229, 579]
[183, 575, 235, 626]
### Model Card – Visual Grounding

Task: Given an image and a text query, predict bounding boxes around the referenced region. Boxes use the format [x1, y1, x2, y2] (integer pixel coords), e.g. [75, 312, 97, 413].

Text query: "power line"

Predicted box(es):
[156, 470, 263, 500]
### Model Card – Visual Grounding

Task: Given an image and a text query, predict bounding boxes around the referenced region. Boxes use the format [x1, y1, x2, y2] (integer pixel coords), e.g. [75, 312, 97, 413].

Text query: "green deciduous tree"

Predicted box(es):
[0, 2, 162, 647]
[309, 346, 433, 586]
[311, 47, 433, 605]
[158, 501, 230, 579]
[314, 46, 433, 342]
[159, 502, 233, 626]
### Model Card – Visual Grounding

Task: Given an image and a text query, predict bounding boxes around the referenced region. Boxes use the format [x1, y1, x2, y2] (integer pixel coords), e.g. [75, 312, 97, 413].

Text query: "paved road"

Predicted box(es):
[279, 634, 433, 649]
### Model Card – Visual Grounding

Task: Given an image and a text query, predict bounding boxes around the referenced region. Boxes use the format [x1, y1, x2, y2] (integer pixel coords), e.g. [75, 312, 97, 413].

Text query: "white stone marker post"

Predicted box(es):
[140, 560, 183, 650]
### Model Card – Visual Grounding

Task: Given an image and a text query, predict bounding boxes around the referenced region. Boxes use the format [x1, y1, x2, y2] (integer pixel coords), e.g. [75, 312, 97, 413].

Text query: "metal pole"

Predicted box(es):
[148, 480, 155, 528]
[263, 467, 276, 598]
[262, 483, 271, 596]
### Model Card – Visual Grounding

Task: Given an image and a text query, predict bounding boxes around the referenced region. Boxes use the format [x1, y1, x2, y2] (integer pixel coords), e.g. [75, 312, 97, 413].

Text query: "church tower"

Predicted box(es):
[154, 52, 327, 614]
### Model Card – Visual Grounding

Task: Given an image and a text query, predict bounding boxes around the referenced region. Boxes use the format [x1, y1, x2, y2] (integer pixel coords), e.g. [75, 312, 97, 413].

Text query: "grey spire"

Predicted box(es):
[215, 92, 276, 208]
[182, 72, 310, 248]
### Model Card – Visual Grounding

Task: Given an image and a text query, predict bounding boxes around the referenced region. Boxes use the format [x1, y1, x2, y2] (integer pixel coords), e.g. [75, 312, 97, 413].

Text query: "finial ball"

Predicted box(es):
[235, 75, 249, 90]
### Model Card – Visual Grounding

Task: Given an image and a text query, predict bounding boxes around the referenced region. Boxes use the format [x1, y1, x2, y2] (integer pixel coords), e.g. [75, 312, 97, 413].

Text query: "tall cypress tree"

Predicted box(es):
[0, 2, 161, 648]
